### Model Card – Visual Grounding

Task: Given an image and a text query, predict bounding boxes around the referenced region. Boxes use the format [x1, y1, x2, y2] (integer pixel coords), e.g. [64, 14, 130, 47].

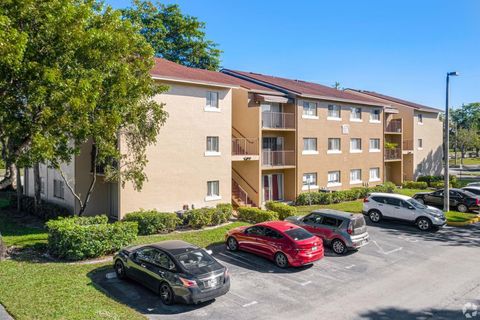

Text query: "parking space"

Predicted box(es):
[92, 221, 480, 320]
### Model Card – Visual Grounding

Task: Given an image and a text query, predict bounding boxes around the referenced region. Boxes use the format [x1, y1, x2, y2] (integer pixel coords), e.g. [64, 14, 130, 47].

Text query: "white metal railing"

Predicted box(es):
[262, 150, 295, 166]
[261, 112, 295, 129]
[232, 138, 259, 156]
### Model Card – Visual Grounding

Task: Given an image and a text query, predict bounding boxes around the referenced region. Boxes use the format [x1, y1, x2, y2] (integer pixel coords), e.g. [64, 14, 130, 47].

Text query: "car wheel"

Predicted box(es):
[159, 282, 175, 305]
[331, 239, 347, 255]
[416, 198, 425, 205]
[274, 252, 289, 268]
[226, 237, 239, 251]
[368, 210, 382, 223]
[417, 217, 431, 231]
[457, 204, 468, 213]
[114, 260, 127, 280]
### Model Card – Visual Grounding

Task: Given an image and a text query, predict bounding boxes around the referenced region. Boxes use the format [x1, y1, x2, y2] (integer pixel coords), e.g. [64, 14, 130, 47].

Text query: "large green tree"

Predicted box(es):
[0, 0, 168, 215]
[122, 0, 222, 70]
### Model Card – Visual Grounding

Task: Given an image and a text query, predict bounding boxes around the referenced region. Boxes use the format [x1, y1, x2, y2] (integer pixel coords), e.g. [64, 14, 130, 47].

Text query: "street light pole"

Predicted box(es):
[444, 71, 459, 212]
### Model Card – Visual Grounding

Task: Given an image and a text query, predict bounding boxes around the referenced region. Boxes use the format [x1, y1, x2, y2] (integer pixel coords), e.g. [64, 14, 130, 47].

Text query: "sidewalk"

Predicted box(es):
[0, 304, 13, 320]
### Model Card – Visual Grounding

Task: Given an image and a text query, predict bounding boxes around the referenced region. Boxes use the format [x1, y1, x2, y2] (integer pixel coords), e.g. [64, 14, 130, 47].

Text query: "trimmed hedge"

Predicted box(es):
[265, 201, 297, 220]
[46, 215, 137, 261]
[212, 203, 233, 225]
[417, 175, 459, 188]
[237, 207, 278, 223]
[123, 210, 181, 235]
[430, 181, 452, 189]
[9, 194, 71, 221]
[402, 181, 428, 189]
[183, 203, 232, 229]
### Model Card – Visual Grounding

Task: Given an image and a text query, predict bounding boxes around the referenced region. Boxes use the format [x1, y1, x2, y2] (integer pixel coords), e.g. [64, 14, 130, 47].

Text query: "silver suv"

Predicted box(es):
[285, 209, 369, 254]
[363, 193, 446, 231]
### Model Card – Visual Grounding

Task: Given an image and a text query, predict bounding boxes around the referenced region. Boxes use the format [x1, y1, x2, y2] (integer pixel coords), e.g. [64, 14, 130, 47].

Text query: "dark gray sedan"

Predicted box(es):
[114, 240, 230, 305]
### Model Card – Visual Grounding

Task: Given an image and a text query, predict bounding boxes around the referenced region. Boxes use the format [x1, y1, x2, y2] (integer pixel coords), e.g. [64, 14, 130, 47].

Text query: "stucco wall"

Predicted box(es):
[413, 111, 443, 179]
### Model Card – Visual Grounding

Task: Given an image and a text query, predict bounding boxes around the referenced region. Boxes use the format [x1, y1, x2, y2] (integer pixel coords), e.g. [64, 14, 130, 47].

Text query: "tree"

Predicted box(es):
[456, 128, 477, 160]
[122, 0, 222, 70]
[0, 0, 168, 215]
[332, 82, 341, 90]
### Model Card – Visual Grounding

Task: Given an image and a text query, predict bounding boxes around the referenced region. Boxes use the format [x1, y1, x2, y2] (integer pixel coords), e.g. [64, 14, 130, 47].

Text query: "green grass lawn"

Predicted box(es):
[445, 211, 478, 223]
[450, 157, 480, 166]
[0, 209, 246, 320]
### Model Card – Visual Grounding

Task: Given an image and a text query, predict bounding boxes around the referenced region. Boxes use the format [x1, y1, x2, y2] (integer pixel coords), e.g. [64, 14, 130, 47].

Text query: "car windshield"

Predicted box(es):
[460, 190, 477, 198]
[176, 250, 215, 270]
[407, 198, 427, 209]
[284, 227, 314, 241]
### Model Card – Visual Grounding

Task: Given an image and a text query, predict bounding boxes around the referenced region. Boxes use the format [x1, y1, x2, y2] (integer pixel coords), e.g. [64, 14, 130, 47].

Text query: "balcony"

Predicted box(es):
[384, 148, 402, 161]
[262, 112, 295, 130]
[262, 150, 295, 167]
[385, 119, 402, 133]
[232, 138, 259, 161]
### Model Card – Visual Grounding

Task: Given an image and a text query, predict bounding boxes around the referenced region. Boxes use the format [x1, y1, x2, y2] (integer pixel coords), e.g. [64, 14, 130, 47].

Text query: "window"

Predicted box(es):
[303, 138, 318, 154]
[327, 171, 341, 186]
[350, 138, 362, 152]
[369, 138, 381, 152]
[350, 169, 362, 184]
[284, 228, 313, 241]
[205, 136, 220, 156]
[206, 180, 220, 201]
[245, 226, 265, 236]
[369, 167, 380, 182]
[155, 252, 176, 270]
[136, 247, 156, 263]
[384, 197, 402, 206]
[370, 109, 381, 122]
[328, 138, 341, 153]
[302, 173, 318, 190]
[206, 91, 219, 110]
[320, 216, 342, 227]
[418, 113, 423, 124]
[350, 107, 362, 121]
[176, 249, 214, 270]
[303, 213, 322, 224]
[53, 179, 64, 199]
[417, 138, 423, 149]
[264, 227, 283, 239]
[302, 101, 317, 118]
[328, 105, 341, 119]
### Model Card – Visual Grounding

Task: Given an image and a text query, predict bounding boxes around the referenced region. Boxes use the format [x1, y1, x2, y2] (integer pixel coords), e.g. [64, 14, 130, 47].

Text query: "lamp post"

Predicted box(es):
[444, 71, 459, 212]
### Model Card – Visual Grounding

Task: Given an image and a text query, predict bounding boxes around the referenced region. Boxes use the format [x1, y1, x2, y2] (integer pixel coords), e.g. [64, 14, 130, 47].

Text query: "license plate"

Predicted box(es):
[205, 278, 218, 288]
[311, 246, 317, 251]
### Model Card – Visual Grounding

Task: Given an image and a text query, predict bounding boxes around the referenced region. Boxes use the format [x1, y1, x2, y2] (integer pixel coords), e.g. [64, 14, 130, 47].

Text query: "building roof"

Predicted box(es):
[222, 69, 384, 106]
[346, 89, 441, 113]
[150, 58, 279, 93]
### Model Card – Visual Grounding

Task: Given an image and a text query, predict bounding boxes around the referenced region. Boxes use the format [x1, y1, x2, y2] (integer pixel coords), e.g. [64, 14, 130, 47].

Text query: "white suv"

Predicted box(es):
[363, 193, 446, 231]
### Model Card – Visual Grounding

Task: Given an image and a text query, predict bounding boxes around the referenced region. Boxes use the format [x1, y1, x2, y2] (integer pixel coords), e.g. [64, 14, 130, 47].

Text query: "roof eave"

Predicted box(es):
[298, 93, 387, 107]
[151, 75, 239, 89]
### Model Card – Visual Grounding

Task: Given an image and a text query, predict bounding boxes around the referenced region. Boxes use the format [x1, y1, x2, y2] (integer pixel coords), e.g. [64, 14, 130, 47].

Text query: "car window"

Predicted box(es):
[385, 197, 402, 206]
[136, 247, 156, 263]
[264, 227, 283, 239]
[320, 216, 341, 227]
[459, 190, 476, 198]
[284, 227, 314, 241]
[245, 226, 265, 236]
[371, 196, 387, 204]
[303, 213, 322, 224]
[433, 190, 443, 196]
[153, 251, 175, 270]
[464, 188, 480, 195]
[176, 249, 215, 270]
[406, 199, 427, 209]
[449, 190, 460, 197]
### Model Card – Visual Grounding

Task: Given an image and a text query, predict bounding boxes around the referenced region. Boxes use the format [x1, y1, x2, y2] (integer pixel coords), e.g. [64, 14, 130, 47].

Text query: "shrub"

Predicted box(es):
[9, 194, 71, 221]
[123, 210, 181, 235]
[430, 181, 452, 189]
[46, 215, 137, 261]
[183, 208, 215, 229]
[212, 203, 233, 225]
[383, 181, 397, 193]
[265, 201, 297, 220]
[237, 207, 278, 223]
[402, 181, 428, 189]
[417, 175, 458, 187]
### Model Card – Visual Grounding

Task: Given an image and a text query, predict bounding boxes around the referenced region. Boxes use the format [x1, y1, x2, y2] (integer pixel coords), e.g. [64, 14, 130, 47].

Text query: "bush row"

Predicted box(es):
[402, 181, 428, 189]
[417, 175, 459, 188]
[182, 203, 233, 229]
[237, 207, 279, 223]
[265, 201, 297, 220]
[9, 194, 71, 221]
[46, 215, 137, 261]
[295, 183, 396, 206]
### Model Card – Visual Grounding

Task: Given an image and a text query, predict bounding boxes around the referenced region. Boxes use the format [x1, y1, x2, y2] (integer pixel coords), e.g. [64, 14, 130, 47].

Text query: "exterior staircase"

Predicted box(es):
[232, 179, 257, 208]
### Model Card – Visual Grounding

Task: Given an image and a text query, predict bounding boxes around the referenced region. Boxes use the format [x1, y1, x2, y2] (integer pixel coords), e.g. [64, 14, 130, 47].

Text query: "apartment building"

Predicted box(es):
[25, 58, 240, 219]
[223, 69, 388, 206]
[346, 89, 443, 182]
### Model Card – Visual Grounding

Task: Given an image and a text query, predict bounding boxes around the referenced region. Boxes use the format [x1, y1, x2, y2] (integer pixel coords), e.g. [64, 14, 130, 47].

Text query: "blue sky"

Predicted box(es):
[107, 0, 479, 109]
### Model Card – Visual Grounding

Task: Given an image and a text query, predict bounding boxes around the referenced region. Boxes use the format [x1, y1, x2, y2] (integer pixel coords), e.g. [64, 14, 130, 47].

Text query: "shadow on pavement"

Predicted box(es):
[358, 306, 475, 320]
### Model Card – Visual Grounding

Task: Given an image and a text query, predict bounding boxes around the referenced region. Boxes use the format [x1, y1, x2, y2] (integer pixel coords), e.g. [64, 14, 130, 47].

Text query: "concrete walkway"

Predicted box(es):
[0, 304, 13, 320]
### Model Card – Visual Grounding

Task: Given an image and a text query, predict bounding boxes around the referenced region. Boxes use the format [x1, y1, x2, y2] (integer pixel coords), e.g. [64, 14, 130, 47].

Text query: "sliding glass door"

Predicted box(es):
[262, 173, 284, 203]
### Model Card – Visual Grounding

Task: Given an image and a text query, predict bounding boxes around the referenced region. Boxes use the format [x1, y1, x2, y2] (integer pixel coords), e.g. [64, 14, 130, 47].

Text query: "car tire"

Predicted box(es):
[457, 204, 468, 213]
[368, 210, 382, 223]
[416, 217, 432, 231]
[226, 237, 239, 251]
[114, 260, 127, 280]
[416, 198, 425, 205]
[274, 252, 289, 268]
[159, 282, 175, 305]
[331, 239, 347, 255]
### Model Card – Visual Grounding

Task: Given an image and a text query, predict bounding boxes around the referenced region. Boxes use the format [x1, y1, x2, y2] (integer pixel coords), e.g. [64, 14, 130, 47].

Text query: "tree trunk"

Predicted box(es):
[33, 163, 41, 213]
[0, 162, 14, 190]
[16, 166, 22, 213]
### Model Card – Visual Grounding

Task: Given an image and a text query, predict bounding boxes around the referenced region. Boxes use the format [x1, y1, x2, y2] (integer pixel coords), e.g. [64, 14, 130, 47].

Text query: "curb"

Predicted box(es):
[447, 216, 480, 227]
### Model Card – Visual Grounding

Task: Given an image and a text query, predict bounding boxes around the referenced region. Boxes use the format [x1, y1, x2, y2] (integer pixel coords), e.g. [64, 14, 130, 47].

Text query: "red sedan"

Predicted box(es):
[225, 221, 324, 268]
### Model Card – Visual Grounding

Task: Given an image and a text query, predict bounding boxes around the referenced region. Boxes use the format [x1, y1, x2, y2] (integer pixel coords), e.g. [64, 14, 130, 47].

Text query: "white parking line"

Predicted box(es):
[372, 240, 403, 255]
[218, 252, 258, 268]
[242, 301, 258, 308]
[345, 264, 355, 269]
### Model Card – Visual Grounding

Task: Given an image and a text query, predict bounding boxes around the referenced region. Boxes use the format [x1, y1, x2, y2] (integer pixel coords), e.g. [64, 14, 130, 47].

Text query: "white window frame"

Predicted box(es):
[350, 138, 362, 153]
[370, 109, 381, 123]
[350, 107, 362, 122]
[205, 136, 221, 156]
[206, 180, 221, 201]
[350, 169, 362, 185]
[327, 171, 342, 187]
[369, 167, 381, 182]
[302, 173, 319, 190]
[327, 138, 341, 154]
[302, 101, 318, 119]
[369, 138, 381, 152]
[302, 138, 318, 155]
[327, 104, 341, 120]
[205, 91, 220, 112]
[53, 179, 64, 199]
[418, 113, 423, 125]
[417, 138, 423, 150]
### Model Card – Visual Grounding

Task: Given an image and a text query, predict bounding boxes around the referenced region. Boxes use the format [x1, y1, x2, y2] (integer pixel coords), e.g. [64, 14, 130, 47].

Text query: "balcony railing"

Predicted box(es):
[385, 119, 402, 133]
[385, 148, 402, 160]
[262, 112, 295, 129]
[262, 150, 295, 167]
[232, 138, 259, 156]
[403, 140, 414, 151]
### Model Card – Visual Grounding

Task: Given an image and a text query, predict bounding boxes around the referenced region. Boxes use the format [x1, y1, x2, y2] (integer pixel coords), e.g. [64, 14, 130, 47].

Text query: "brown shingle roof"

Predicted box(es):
[222, 69, 383, 106]
[347, 89, 441, 113]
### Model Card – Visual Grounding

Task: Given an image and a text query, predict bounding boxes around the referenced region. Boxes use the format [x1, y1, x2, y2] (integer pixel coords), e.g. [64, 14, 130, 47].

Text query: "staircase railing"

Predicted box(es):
[232, 179, 256, 207]
[232, 168, 257, 207]
[232, 138, 259, 156]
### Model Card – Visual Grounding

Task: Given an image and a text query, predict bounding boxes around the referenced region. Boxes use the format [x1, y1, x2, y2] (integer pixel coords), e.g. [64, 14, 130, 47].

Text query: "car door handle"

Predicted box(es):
[378, 204, 384, 206]
[140, 263, 146, 268]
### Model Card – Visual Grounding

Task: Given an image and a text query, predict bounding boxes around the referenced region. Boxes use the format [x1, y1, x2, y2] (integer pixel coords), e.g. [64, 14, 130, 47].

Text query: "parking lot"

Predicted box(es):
[93, 220, 480, 320]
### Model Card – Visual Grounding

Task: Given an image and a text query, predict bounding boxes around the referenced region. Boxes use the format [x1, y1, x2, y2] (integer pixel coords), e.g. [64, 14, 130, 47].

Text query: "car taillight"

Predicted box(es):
[363, 197, 369, 203]
[179, 277, 198, 288]
[347, 221, 353, 235]
[476, 198, 479, 206]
